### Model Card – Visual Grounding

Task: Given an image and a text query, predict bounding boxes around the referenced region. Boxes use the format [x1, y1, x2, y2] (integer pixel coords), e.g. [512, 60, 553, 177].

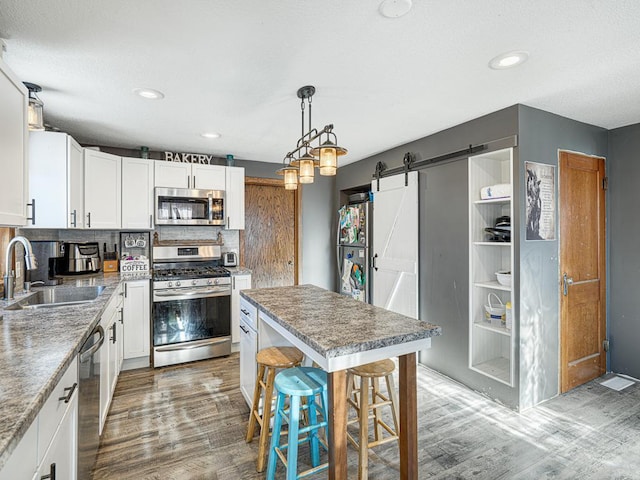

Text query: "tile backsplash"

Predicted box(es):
[12, 227, 240, 294]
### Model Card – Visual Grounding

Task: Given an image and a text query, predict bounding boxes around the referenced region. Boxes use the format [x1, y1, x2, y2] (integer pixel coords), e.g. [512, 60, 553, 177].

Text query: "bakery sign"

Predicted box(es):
[164, 151, 216, 164]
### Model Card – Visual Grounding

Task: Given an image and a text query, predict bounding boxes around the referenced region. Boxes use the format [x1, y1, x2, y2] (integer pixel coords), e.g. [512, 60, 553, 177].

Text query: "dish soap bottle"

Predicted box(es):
[505, 301, 513, 331]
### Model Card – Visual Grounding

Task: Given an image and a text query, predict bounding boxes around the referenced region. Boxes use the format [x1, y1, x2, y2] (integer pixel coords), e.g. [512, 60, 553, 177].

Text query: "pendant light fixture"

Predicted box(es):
[23, 82, 45, 131]
[277, 85, 347, 189]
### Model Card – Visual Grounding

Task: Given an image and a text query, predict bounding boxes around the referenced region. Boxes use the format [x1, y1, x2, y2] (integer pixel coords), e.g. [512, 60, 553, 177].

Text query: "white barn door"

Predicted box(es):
[371, 171, 419, 318]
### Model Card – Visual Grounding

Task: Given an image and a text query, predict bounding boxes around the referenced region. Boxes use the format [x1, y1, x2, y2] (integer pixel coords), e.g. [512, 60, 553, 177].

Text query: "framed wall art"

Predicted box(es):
[525, 161, 556, 241]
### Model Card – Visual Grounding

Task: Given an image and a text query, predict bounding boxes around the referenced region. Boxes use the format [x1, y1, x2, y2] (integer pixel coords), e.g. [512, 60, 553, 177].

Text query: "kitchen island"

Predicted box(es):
[240, 284, 442, 479]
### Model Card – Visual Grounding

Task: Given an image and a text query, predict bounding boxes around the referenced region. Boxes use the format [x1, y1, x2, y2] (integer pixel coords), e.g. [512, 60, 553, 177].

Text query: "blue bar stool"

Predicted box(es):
[266, 366, 329, 480]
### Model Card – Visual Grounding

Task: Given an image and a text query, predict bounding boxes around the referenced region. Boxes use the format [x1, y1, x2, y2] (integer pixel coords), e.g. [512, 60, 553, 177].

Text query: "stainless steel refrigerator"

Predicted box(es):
[337, 196, 372, 303]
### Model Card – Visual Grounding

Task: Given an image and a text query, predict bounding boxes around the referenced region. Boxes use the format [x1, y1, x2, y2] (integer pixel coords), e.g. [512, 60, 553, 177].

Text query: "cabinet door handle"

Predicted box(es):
[372, 253, 378, 271]
[193, 175, 196, 188]
[187, 176, 191, 189]
[87, 212, 91, 228]
[111, 322, 117, 343]
[40, 462, 56, 480]
[58, 382, 78, 404]
[149, 214, 153, 229]
[240, 309, 250, 315]
[119, 307, 124, 324]
[227, 216, 230, 229]
[27, 198, 36, 225]
[240, 325, 249, 334]
[71, 209, 77, 227]
[124, 282, 128, 298]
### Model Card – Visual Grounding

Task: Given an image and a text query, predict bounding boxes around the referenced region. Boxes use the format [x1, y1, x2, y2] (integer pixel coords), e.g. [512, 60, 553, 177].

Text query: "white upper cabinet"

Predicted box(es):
[192, 164, 226, 190]
[0, 58, 28, 226]
[84, 149, 122, 229]
[122, 157, 154, 229]
[154, 162, 226, 190]
[154, 161, 191, 189]
[27, 131, 84, 228]
[225, 166, 245, 230]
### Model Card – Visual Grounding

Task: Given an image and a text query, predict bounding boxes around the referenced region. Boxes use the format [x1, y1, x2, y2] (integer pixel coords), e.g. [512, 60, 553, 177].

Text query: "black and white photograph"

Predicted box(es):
[525, 161, 556, 240]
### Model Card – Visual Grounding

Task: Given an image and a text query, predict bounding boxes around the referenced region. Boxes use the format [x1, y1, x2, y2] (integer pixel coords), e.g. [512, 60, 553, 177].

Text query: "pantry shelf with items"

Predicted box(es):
[468, 147, 515, 387]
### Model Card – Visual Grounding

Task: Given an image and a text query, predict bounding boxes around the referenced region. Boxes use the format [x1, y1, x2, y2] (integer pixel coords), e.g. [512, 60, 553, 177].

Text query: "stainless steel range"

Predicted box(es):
[152, 244, 231, 367]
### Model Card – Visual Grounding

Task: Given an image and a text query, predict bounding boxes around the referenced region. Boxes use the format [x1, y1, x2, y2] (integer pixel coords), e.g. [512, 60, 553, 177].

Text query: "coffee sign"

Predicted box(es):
[164, 151, 215, 164]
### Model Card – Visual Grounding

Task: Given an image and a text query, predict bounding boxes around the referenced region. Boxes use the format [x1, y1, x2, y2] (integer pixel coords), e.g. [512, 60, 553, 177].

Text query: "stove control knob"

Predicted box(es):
[168, 282, 173, 288]
[207, 279, 213, 285]
[176, 281, 181, 287]
[192, 280, 197, 286]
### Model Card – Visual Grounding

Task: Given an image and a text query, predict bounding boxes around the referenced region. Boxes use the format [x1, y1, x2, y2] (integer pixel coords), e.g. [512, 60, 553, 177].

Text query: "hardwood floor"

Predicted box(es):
[93, 354, 640, 479]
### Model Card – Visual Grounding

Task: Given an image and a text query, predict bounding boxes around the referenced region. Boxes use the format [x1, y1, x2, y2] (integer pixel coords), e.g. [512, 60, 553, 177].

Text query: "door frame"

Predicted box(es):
[558, 149, 607, 393]
[239, 177, 301, 285]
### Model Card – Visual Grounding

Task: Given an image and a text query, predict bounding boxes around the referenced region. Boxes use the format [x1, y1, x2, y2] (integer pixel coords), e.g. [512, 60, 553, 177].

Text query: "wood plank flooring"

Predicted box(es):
[93, 354, 640, 479]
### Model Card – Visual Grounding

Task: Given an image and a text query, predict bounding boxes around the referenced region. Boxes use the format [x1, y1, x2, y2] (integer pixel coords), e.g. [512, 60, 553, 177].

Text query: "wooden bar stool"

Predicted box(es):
[346, 359, 400, 479]
[266, 366, 329, 480]
[246, 346, 304, 472]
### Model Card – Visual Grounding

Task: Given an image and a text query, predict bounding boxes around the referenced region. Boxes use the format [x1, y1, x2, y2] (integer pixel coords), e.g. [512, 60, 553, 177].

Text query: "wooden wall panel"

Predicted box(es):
[242, 178, 297, 288]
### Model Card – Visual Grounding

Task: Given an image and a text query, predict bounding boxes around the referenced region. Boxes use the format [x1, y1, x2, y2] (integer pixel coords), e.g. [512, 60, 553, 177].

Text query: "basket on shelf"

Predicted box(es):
[484, 293, 506, 327]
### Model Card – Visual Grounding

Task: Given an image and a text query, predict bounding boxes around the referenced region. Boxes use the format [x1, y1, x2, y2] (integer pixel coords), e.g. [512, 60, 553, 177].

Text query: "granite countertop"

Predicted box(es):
[240, 284, 441, 360]
[226, 266, 252, 275]
[0, 273, 146, 470]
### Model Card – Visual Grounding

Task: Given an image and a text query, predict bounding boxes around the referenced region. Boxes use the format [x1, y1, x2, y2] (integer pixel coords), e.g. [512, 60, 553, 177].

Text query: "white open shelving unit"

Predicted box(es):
[468, 148, 515, 386]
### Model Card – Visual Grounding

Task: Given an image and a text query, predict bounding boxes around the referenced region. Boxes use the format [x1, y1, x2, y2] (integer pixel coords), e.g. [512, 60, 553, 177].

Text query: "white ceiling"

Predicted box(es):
[1, 1, 639, 166]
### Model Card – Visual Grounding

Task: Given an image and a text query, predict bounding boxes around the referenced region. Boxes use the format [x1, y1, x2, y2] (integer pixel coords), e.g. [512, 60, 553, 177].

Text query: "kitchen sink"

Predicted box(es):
[5, 286, 106, 310]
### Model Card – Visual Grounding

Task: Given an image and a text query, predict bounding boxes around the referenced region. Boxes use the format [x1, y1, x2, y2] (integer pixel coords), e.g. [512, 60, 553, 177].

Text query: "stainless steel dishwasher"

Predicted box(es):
[77, 324, 105, 479]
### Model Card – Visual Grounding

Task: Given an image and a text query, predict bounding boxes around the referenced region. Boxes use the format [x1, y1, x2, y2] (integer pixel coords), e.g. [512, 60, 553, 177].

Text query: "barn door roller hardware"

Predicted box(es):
[372, 143, 487, 191]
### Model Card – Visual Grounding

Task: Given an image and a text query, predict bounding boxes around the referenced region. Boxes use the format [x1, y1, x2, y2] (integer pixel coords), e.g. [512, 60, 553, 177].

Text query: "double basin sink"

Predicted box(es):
[5, 286, 106, 310]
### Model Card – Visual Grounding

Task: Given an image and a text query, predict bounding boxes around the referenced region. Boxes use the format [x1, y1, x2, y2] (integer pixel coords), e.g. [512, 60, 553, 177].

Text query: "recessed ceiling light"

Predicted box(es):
[133, 88, 165, 99]
[201, 132, 221, 139]
[488, 51, 529, 70]
[379, 0, 412, 18]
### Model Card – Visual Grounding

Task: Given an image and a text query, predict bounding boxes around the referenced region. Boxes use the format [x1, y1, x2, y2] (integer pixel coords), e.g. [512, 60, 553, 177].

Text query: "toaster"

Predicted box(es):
[222, 251, 237, 267]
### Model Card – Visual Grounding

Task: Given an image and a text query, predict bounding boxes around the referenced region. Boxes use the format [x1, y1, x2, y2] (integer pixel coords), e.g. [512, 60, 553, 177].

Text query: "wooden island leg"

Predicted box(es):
[328, 370, 348, 480]
[399, 352, 418, 480]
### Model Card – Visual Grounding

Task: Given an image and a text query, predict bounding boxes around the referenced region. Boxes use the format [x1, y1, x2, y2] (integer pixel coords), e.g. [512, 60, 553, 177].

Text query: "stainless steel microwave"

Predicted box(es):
[155, 187, 225, 226]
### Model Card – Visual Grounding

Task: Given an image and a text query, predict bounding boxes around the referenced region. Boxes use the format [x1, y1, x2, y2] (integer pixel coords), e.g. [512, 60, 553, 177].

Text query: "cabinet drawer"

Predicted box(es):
[239, 297, 257, 330]
[37, 356, 78, 464]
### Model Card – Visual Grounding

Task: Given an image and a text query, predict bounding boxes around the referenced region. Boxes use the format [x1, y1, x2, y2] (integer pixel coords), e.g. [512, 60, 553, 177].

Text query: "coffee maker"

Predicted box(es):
[27, 241, 65, 285]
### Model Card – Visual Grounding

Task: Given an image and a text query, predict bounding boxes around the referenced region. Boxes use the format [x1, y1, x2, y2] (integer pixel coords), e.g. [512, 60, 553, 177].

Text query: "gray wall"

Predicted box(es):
[516, 105, 608, 409]
[608, 123, 640, 377]
[336, 106, 522, 407]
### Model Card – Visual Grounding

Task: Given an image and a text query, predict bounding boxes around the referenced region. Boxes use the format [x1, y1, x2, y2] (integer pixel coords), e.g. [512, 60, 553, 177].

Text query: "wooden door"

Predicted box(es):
[560, 151, 606, 392]
[240, 177, 298, 288]
[370, 172, 419, 318]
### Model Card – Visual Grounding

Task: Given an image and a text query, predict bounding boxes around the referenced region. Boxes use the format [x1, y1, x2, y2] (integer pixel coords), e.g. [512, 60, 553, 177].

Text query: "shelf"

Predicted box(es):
[473, 242, 511, 247]
[473, 197, 510, 205]
[470, 357, 511, 385]
[474, 281, 511, 291]
[473, 321, 511, 336]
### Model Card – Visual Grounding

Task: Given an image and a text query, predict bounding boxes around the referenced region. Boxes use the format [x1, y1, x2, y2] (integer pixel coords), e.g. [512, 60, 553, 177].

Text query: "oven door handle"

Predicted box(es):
[155, 337, 229, 352]
[153, 288, 230, 301]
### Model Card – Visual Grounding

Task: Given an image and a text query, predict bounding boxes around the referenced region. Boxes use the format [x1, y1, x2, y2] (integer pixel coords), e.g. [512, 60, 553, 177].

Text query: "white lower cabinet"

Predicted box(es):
[239, 297, 258, 407]
[0, 358, 78, 480]
[35, 391, 78, 480]
[231, 274, 252, 343]
[0, 412, 37, 479]
[122, 280, 151, 363]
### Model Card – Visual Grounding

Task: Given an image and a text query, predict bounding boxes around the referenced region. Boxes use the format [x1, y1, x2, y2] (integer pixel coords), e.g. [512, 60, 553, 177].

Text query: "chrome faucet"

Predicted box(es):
[3, 236, 38, 300]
